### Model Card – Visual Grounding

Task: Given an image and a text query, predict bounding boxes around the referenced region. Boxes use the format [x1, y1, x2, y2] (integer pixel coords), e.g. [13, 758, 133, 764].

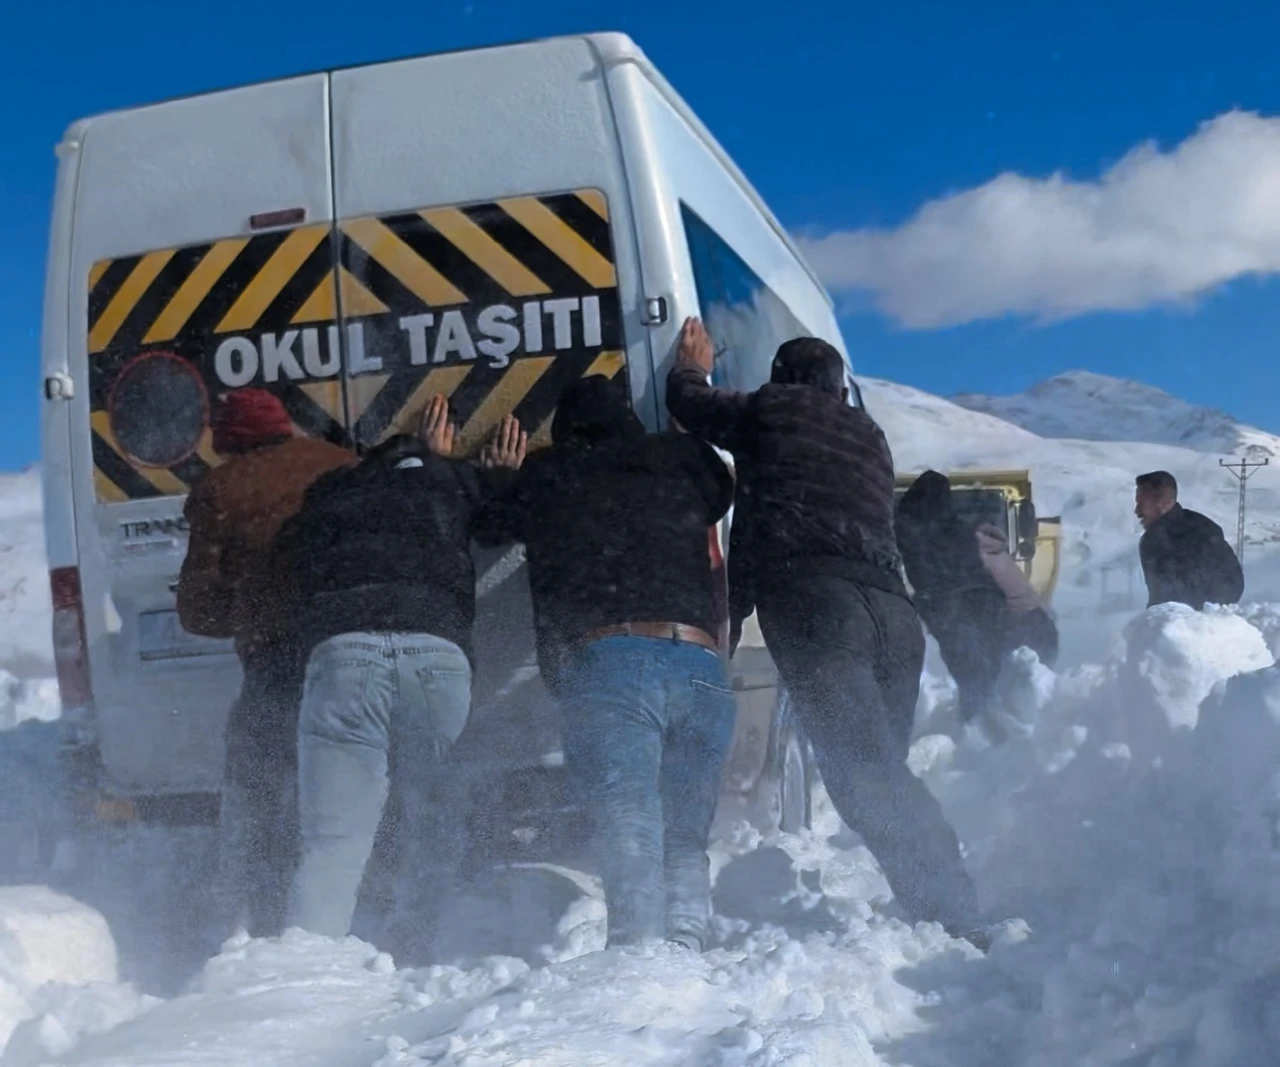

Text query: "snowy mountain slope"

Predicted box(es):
[952, 369, 1280, 458]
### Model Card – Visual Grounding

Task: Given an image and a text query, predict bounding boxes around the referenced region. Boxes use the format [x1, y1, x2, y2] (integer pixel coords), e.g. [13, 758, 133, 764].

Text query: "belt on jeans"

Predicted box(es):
[578, 622, 721, 654]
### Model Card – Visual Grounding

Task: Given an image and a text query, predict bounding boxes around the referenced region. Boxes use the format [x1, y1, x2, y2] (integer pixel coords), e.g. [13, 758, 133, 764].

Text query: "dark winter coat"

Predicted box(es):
[666, 364, 906, 651]
[178, 436, 357, 664]
[1140, 504, 1245, 611]
[895, 472, 1002, 614]
[895, 471, 1009, 704]
[476, 375, 734, 679]
[275, 436, 505, 663]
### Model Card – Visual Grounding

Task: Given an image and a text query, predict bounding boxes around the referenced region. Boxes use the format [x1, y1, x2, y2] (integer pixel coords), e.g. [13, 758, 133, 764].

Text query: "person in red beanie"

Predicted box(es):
[178, 388, 355, 942]
[209, 387, 297, 455]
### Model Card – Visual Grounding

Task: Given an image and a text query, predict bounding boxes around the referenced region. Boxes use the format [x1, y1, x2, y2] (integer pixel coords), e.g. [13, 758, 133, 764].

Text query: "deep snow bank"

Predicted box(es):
[904, 604, 1280, 1064]
[18, 604, 1280, 1066]
[0, 887, 153, 1064]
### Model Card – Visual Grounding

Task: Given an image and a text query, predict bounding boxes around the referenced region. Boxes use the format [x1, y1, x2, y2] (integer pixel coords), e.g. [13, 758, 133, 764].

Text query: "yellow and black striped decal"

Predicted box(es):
[87, 188, 626, 502]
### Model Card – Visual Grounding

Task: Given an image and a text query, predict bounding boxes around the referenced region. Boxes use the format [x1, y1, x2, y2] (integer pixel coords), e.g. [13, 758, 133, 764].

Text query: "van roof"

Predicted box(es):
[60, 32, 833, 308]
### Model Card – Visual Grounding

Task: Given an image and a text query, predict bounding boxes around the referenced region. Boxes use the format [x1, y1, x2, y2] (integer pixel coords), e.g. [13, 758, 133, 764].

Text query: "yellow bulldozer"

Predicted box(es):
[716, 469, 1062, 834]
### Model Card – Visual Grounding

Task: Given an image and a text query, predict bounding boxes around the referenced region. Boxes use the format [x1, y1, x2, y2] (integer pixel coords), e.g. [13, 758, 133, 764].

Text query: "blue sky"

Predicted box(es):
[3, 0, 1279, 467]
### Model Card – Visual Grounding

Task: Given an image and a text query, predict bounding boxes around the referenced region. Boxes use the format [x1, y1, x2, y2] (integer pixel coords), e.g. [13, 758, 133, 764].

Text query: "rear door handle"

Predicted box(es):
[640, 295, 669, 326]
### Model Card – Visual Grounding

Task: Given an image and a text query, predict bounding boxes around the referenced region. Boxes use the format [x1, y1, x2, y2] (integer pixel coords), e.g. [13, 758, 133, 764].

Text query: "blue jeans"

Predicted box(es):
[557, 635, 737, 950]
[286, 632, 471, 939]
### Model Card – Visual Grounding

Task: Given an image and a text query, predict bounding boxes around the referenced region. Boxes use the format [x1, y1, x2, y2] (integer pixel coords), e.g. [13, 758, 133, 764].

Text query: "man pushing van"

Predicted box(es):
[667, 318, 990, 948]
[475, 375, 736, 952]
[274, 399, 524, 948]
[177, 389, 355, 939]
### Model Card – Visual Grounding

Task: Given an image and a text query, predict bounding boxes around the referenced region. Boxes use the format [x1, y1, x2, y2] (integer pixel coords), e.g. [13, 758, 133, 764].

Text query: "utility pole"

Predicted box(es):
[1220, 456, 1269, 561]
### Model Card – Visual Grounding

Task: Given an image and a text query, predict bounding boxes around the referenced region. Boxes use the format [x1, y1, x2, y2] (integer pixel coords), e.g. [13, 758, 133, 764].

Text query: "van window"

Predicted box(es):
[680, 203, 821, 395]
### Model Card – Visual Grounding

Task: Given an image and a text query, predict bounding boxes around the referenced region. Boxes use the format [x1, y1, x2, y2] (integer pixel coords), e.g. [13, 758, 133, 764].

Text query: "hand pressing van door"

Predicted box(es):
[41, 33, 853, 881]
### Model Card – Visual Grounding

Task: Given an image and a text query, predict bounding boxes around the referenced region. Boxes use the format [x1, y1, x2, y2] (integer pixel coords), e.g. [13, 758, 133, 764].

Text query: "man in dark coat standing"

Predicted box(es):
[1135, 471, 1244, 610]
[476, 375, 735, 952]
[666, 318, 985, 947]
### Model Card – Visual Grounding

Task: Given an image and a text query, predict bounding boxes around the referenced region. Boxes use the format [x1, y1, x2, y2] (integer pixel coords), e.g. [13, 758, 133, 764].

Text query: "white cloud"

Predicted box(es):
[796, 111, 1280, 328]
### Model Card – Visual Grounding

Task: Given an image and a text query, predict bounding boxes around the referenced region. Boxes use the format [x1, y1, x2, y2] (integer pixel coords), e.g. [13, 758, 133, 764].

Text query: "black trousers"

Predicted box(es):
[931, 597, 1060, 722]
[922, 587, 1008, 724]
[1006, 607, 1059, 669]
[219, 649, 305, 939]
[757, 575, 980, 933]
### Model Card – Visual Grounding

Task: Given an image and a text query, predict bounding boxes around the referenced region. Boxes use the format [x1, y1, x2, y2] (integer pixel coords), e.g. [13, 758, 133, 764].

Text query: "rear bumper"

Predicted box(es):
[61, 740, 221, 827]
[80, 791, 220, 827]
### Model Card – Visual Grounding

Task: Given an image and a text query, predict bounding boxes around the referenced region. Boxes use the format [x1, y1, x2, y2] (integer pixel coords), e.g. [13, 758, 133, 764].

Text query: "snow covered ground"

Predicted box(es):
[4, 373, 1280, 1064]
[4, 604, 1280, 1065]
[0, 887, 153, 1063]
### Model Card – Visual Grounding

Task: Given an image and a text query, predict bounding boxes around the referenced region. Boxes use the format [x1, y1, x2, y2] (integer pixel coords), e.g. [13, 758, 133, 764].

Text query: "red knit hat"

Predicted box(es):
[211, 389, 294, 455]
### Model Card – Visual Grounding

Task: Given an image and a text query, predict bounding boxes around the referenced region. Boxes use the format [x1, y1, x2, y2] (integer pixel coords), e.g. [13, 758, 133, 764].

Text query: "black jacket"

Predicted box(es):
[476, 375, 734, 678]
[895, 471, 1008, 691]
[275, 436, 503, 662]
[666, 364, 906, 648]
[1140, 504, 1244, 610]
[895, 471, 1002, 614]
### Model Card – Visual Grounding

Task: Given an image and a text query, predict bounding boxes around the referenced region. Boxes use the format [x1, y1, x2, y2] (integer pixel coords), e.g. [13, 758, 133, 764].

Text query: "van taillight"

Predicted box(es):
[50, 566, 92, 709]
